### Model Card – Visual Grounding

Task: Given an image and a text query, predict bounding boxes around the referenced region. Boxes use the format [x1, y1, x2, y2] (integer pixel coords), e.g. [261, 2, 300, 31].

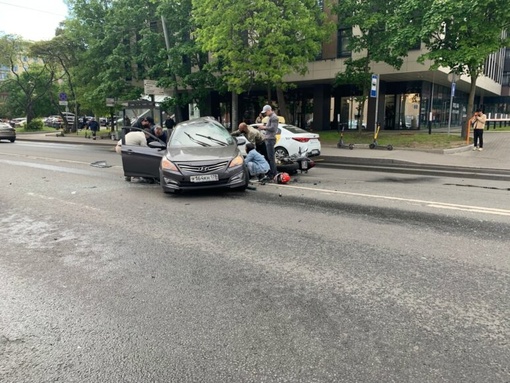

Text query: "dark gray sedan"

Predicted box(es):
[0, 122, 16, 142]
[120, 118, 249, 193]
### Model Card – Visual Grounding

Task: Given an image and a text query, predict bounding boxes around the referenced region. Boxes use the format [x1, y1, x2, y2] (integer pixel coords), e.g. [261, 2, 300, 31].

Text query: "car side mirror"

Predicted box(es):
[148, 141, 166, 150]
[236, 136, 247, 146]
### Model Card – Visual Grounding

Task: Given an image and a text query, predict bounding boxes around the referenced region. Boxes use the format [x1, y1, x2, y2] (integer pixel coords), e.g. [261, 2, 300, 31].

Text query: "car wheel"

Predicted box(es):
[9, 138, 15, 143]
[275, 147, 289, 158]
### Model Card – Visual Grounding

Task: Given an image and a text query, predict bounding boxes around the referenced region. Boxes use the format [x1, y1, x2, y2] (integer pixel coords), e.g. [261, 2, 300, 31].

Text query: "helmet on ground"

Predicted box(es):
[274, 172, 290, 184]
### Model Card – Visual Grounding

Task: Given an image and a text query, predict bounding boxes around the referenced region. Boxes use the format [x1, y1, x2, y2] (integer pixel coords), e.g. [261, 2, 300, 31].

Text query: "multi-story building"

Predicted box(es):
[206, 20, 508, 131]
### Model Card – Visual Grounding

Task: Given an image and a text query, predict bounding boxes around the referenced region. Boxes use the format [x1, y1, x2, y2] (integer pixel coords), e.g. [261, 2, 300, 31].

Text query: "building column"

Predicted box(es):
[313, 84, 332, 131]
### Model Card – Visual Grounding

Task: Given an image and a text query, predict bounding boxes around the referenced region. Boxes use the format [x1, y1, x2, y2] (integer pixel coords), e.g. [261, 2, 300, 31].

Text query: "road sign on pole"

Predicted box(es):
[370, 74, 378, 98]
[447, 73, 458, 136]
[59, 92, 68, 106]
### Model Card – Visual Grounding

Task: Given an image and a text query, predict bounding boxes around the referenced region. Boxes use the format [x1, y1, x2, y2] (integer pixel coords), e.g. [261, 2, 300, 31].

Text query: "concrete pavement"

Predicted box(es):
[13, 129, 510, 173]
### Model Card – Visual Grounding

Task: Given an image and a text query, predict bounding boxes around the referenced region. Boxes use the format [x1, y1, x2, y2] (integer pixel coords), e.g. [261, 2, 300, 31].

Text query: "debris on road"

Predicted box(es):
[90, 160, 112, 168]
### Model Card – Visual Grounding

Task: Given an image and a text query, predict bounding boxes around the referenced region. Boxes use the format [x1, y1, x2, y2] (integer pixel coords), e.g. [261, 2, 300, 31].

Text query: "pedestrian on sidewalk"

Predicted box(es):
[471, 108, 486, 151]
[88, 117, 100, 140]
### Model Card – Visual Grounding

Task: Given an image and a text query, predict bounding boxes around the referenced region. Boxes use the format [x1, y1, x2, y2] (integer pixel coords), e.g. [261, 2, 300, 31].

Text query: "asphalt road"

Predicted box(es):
[1, 141, 509, 383]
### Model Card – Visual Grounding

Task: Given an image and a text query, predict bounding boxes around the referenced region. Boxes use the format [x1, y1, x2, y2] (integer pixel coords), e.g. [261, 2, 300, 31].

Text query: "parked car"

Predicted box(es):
[0, 122, 16, 142]
[60, 112, 75, 126]
[120, 117, 249, 193]
[9, 117, 26, 128]
[249, 123, 321, 158]
[44, 115, 63, 128]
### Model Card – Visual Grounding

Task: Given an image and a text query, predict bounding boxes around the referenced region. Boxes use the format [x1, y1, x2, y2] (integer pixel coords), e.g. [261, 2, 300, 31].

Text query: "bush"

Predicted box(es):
[24, 119, 44, 131]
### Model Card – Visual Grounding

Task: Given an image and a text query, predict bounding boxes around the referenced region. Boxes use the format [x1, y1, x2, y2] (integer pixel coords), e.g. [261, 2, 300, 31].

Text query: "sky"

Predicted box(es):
[0, 0, 68, 41]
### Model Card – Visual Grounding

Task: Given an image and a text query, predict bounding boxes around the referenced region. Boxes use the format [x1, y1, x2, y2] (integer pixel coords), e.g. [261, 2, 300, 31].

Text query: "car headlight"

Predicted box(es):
[161, 157, 179, 172]
[229, 155, 244, 168]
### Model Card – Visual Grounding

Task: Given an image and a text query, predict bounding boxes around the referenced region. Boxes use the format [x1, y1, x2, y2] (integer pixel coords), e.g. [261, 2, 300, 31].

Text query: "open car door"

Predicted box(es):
[121, 128, 166, 180]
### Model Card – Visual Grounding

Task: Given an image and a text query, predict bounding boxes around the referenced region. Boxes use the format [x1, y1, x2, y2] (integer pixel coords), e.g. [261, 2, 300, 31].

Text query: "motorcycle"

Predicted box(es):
[276, 148, 316, 175]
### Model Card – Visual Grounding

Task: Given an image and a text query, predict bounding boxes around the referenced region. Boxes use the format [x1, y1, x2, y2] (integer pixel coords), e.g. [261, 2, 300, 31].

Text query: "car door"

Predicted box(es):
[121, 131, 166, 179]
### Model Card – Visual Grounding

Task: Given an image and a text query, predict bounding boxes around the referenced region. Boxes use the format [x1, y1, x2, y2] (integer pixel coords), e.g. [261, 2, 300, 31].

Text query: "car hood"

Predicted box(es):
[167, 146, 239, 162]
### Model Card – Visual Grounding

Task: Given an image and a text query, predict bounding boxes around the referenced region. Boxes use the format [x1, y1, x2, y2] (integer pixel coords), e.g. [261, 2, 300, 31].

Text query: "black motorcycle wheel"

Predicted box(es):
[277, 162, 300, 175]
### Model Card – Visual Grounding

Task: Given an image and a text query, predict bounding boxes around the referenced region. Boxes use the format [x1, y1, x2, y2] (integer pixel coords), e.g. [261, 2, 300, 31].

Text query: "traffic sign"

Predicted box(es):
[106, 98, 115, 107]
[144, 79, 168, 96]
[370, 74, 378, 98]
[59, 92, 67, 101]
[451, 82, 456, 97]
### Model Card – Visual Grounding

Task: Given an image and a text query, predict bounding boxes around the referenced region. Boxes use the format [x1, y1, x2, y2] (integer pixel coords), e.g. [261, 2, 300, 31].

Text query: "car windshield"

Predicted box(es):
[282, 125, 309, 134]
[170, 120, 235, 148]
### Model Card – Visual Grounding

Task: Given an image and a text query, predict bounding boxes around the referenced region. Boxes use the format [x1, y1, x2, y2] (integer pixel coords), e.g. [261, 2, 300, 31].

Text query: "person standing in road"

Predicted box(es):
[88, 117, 100, 140]
[164, 114, 175, 131]
[258, 105, 278, 179]
[471, 108, 487, 151]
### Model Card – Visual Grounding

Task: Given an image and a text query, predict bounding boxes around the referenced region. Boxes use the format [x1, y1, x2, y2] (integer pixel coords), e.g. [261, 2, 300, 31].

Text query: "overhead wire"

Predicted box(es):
[0, 1, 67, 17]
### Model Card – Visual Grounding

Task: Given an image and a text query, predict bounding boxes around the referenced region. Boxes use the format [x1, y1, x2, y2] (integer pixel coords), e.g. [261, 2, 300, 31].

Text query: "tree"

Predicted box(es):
[192, 0, 332, 127]
[156, 0, 224, 121]
[30, 36, 84, 131]
[333, 0, 422, 131]
[417, 0, 510, 138]
[0, 34, 56, 122]
[64, 0, 166, 115]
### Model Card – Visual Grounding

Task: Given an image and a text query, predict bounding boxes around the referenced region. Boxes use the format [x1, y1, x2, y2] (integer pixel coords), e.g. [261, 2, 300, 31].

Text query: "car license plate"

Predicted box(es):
[190, 174, 219, 182]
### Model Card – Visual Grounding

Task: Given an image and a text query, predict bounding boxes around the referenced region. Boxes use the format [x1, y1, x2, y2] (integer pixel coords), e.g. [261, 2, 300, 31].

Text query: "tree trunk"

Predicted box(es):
[464, 74, 478, 140]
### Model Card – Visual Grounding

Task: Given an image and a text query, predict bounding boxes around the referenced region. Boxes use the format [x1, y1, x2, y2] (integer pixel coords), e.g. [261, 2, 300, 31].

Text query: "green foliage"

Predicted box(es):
[418, 0, 510, 76]
[0, 35, 58, 120]
[334, 0, 421, 69]
[416, 0, 510, 137]
[25, 119, 44, 131]
[192, 0, 333, 93]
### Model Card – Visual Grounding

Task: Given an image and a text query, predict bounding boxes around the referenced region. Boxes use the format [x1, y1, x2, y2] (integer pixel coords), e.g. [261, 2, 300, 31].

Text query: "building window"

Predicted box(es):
[337, 28, 351, 58]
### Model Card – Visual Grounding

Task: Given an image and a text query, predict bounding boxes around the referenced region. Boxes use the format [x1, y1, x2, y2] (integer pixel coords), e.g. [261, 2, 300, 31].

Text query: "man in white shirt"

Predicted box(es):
[115, 130, 148, 153]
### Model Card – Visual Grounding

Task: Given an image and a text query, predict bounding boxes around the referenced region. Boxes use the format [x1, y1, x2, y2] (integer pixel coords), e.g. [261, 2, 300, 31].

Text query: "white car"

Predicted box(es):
[249, 123, 321, 158]
[9, 117, 26, 128]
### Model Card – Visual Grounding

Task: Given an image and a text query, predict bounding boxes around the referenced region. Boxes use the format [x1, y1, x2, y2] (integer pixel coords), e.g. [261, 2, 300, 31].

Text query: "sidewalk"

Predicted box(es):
[15, 130, 510, 172]
[321, 130, 510, 172]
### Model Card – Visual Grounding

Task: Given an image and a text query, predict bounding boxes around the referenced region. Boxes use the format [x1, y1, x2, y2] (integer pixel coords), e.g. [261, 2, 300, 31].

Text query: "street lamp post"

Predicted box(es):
[447, 72, 458, 136]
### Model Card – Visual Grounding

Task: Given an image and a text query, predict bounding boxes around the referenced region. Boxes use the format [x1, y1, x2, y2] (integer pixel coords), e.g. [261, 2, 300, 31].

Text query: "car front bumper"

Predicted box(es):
[160, 167, 248, 192]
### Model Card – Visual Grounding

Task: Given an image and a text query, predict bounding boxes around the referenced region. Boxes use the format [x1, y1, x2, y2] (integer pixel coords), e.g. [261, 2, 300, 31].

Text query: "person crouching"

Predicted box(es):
[245, 142, 270, 181]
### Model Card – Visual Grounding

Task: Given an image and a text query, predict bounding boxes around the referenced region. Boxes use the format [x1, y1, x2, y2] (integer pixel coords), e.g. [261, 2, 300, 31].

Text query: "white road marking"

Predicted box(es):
[26, 192, 102, 212]
[278, 183, 510, 217]
[0, 158, 120, 176]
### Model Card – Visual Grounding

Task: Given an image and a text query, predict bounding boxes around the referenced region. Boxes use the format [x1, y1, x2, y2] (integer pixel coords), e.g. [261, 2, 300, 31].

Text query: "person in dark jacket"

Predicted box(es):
[88, 117, 100, 140]
[258, 105, 278, 178]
